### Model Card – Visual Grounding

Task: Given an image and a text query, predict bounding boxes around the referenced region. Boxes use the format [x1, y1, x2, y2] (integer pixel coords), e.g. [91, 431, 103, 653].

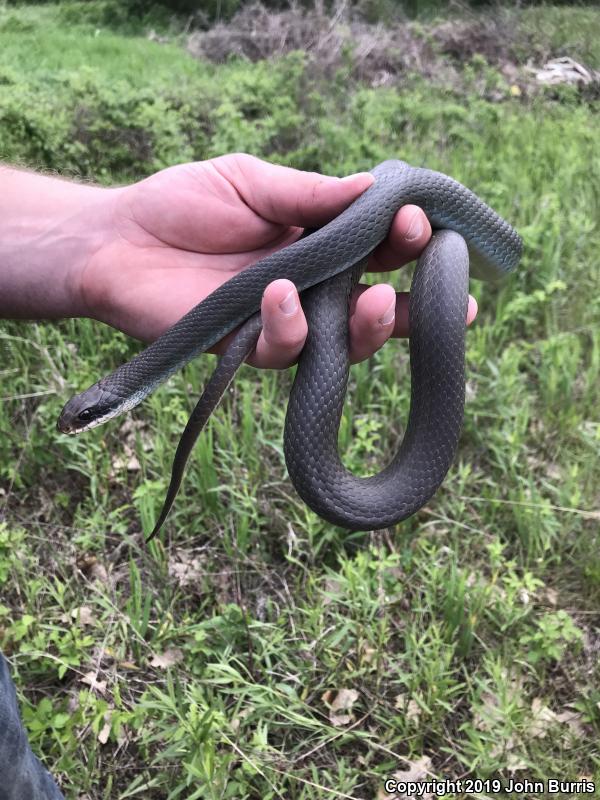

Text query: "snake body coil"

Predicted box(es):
[58, 160, 522, 533]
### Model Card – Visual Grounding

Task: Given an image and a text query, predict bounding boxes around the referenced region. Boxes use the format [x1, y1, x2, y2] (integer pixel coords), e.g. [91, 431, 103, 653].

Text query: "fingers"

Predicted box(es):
[368, 204, 432, 271]
[349, 286, 479, 360]
[244, 280, 478, 368]
[248, 279, 307, 368]
[348, 283, 397, 363]
[214, 153, 374, 228]
[466, 295, 478, 326]
[215, 157, 432, 270]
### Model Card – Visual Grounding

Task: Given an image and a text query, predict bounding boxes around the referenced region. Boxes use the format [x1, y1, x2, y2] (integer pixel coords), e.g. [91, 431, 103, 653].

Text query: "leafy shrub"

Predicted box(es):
[56, 0, 136, 29]
[0, 51, 316, 180]
[519, 611, 583, 665]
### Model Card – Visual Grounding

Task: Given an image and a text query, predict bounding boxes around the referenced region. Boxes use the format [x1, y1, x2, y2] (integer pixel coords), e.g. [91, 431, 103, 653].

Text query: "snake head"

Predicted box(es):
[57, 385, 118, 434]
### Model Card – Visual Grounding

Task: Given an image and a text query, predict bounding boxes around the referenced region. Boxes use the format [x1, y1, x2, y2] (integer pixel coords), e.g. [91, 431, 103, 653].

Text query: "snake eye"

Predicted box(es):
[78, 408, 93, 422]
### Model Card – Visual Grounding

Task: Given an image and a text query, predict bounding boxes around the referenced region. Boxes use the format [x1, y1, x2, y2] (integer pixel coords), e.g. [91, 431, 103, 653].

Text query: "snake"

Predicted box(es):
[57, 160, 522, 537]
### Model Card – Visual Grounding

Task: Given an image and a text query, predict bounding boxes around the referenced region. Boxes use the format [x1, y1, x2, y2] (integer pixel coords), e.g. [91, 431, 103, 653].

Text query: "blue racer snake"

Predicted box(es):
[58, 160, 522, 535]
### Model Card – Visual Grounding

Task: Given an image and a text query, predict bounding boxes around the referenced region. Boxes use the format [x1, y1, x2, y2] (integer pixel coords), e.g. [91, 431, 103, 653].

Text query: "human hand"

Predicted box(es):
[80, 153, 477, 368]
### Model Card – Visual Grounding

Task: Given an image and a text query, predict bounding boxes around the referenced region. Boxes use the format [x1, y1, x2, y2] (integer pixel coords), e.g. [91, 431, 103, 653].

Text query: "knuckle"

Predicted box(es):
[271, 329, 306, 351]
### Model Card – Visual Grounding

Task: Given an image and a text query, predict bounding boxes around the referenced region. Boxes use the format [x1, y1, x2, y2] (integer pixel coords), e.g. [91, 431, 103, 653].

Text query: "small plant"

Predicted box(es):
[519, 611, 583, 665]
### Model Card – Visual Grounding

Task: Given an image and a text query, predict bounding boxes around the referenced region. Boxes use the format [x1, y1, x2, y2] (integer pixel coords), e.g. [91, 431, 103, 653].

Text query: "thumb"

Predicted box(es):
[214, 153, 374, 228]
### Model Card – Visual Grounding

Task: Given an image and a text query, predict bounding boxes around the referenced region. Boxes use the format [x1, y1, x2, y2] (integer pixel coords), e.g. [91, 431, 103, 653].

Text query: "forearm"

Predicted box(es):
[0, 165, 114, 319]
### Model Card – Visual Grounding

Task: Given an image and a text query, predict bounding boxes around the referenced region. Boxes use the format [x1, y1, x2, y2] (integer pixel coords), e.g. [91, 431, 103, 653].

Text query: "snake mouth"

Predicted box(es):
[57, 385, 122, 434]
[57, 417, 105, 435]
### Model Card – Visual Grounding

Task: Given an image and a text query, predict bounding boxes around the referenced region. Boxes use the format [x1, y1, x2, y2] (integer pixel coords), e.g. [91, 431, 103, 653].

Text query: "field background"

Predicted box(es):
[0, 1, 599, 798]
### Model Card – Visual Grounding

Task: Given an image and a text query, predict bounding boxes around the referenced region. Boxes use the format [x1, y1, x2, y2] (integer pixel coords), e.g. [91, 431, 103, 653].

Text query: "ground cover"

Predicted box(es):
[0, 2, 599, 797]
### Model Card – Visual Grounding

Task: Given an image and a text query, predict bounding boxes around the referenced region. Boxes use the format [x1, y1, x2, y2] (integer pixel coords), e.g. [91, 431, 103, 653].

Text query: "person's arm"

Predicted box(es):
[0, 165, 111, 319]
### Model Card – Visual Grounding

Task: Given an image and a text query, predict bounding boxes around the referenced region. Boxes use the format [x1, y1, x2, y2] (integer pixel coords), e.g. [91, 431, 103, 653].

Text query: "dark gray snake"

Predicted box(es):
[57, 160, 522, 536]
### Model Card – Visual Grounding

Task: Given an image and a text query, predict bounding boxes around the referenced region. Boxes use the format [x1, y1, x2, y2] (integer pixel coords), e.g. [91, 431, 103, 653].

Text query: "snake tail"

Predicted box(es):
[146, 313, 263, 541]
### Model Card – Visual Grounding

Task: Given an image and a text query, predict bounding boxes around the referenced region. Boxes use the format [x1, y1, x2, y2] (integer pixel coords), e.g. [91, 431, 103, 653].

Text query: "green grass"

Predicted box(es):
[518, 5, 600, 66]
[1, 3, 599, 799]
[0, 4, 198, 85]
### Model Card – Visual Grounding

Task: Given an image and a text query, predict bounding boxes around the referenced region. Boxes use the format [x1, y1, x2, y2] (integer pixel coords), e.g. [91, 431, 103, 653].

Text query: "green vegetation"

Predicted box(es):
[1, 2, 599, 798]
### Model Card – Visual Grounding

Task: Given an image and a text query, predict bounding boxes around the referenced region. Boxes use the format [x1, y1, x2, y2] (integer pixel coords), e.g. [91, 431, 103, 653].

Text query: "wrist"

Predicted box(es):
[0, 165, 118, 320]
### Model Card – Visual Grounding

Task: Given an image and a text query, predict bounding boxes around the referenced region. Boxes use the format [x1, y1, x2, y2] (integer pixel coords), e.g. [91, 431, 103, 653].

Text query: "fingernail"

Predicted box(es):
[467, 295, 478, 324]
[379, 298, 396, 326]
[405, 210, 424, 241]
[279, 289, 298, 316]
[340, 171, 373, 184]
